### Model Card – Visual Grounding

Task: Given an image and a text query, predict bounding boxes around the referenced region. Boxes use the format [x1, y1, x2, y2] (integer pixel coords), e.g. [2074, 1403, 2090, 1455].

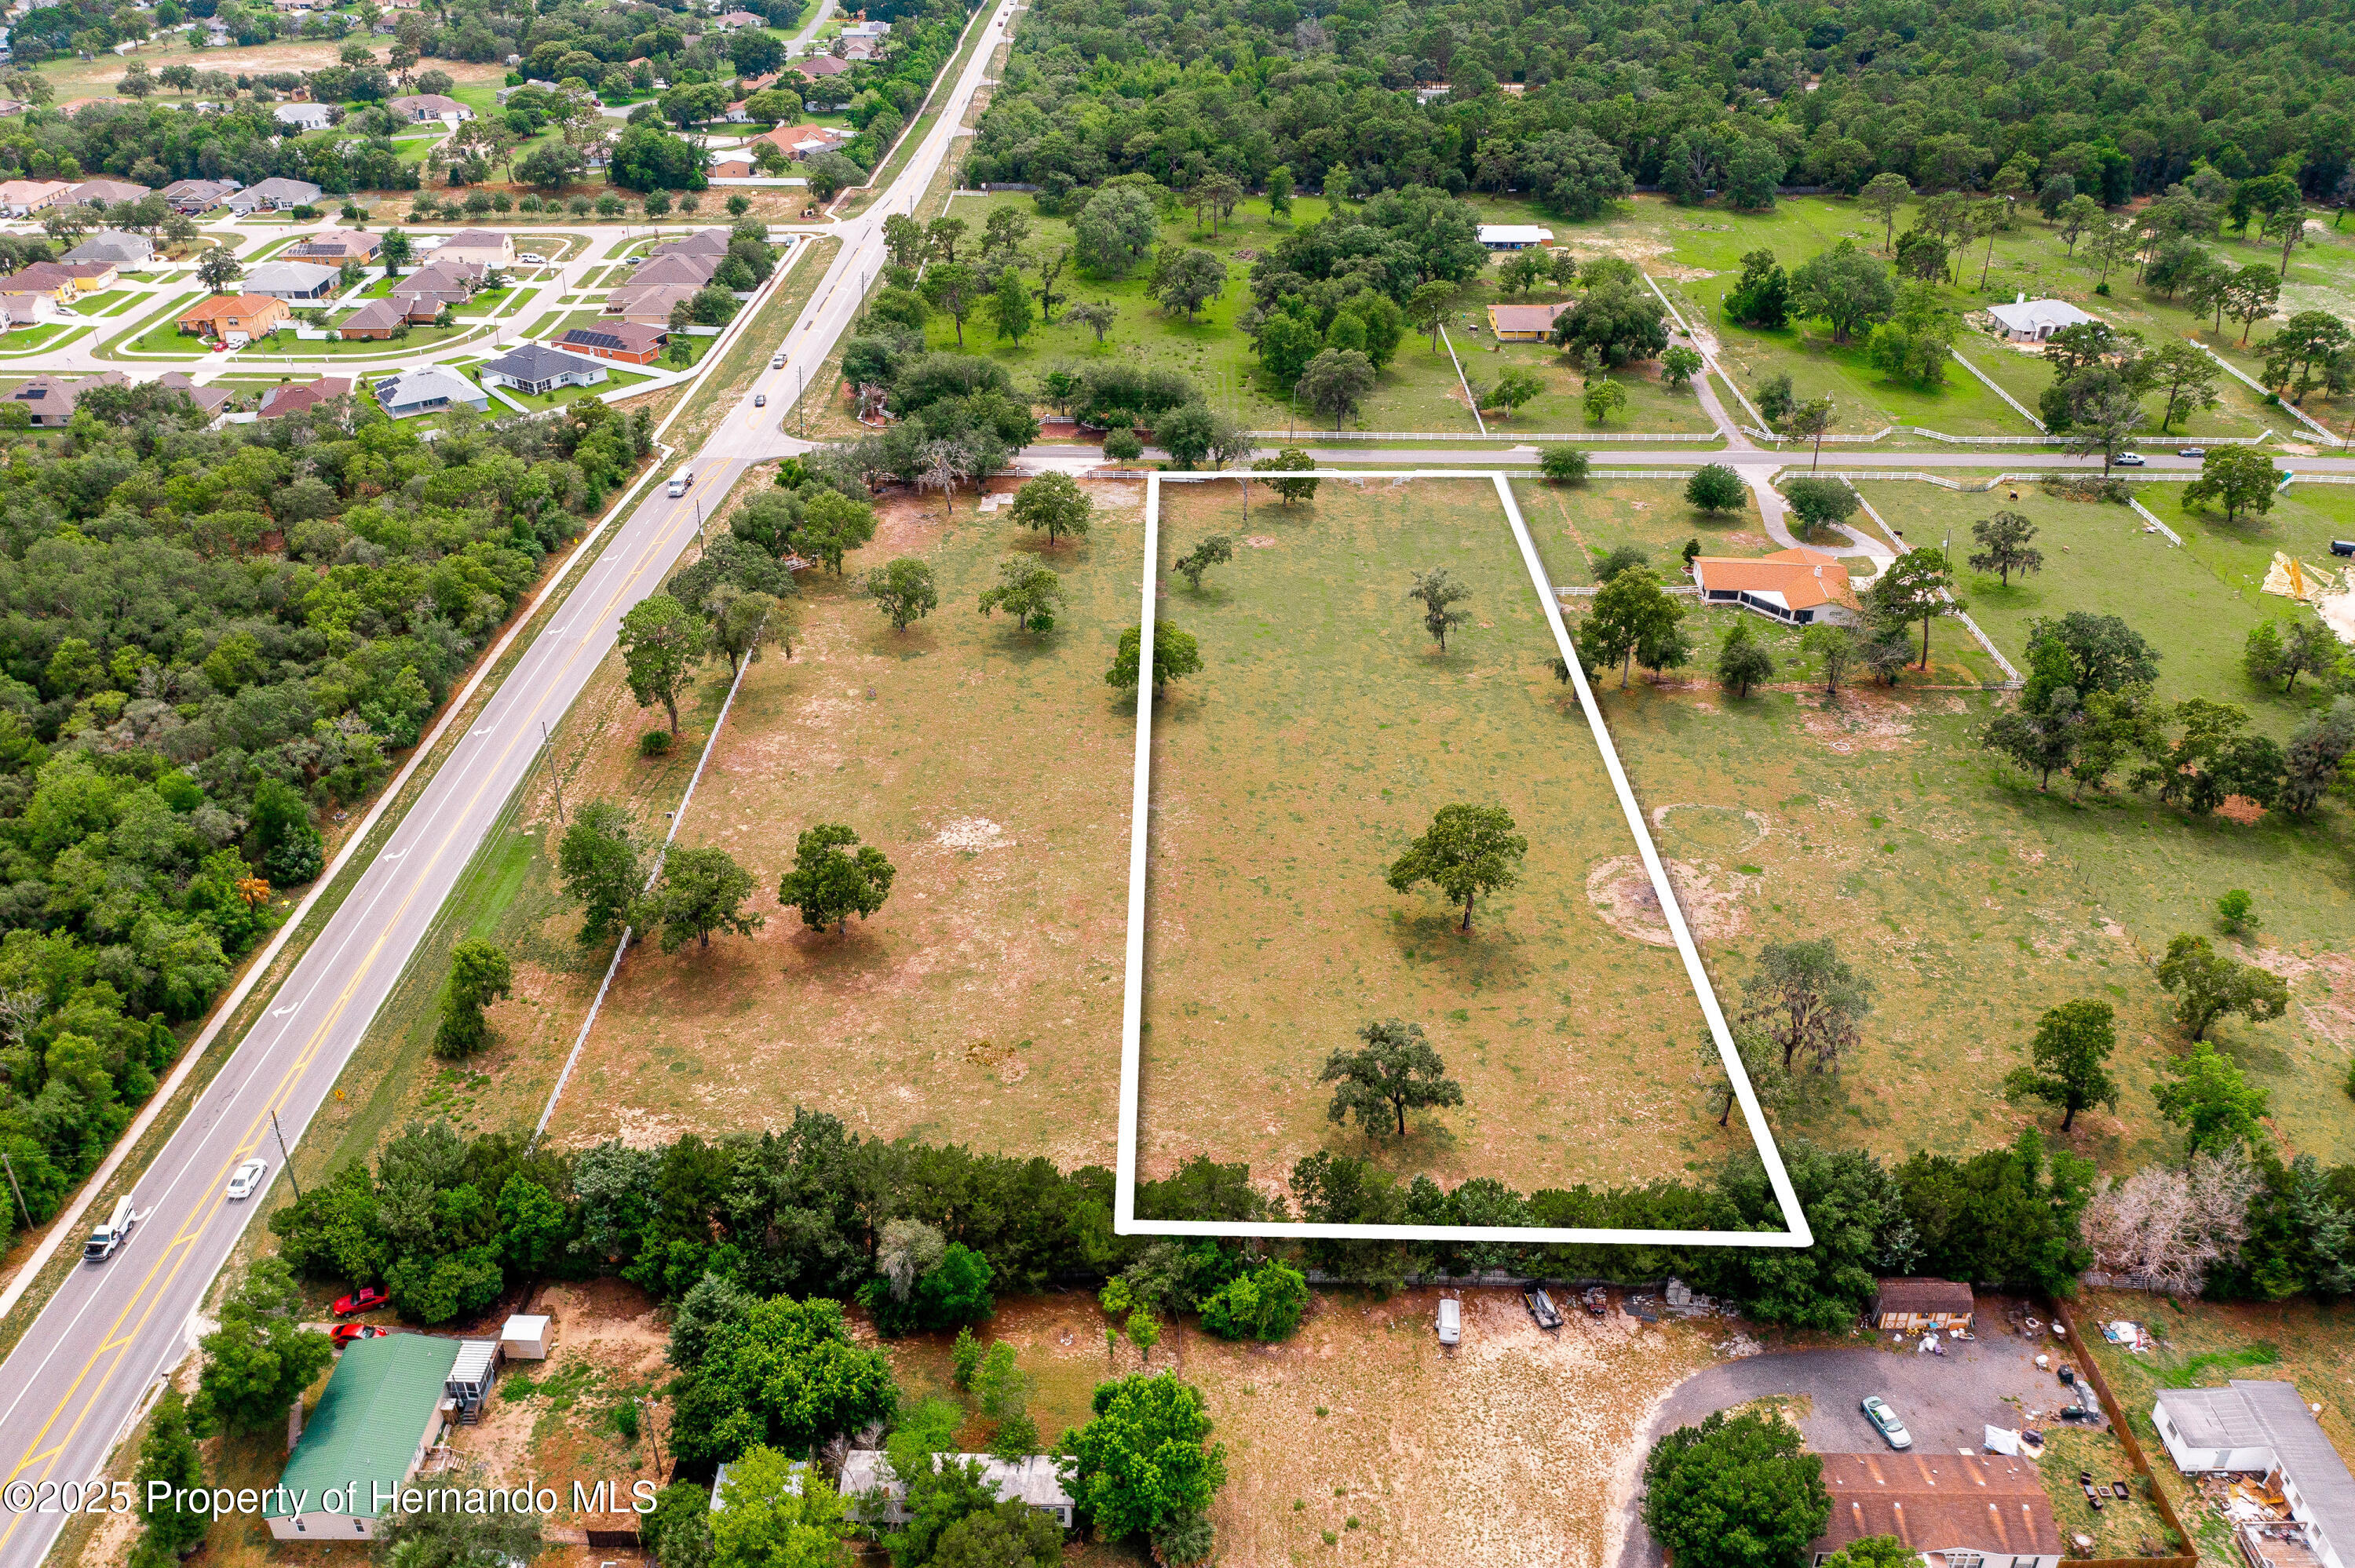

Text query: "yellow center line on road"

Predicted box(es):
[0, 466, 719, 1545]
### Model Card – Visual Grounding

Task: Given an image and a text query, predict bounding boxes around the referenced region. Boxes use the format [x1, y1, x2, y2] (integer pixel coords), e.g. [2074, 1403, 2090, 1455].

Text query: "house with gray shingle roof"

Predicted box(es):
[2154, 1381, 2353, 1568]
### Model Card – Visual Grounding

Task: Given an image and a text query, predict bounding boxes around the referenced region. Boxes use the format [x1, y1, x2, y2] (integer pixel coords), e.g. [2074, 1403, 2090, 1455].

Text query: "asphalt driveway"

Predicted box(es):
[1614, 1315, 2096, 1568]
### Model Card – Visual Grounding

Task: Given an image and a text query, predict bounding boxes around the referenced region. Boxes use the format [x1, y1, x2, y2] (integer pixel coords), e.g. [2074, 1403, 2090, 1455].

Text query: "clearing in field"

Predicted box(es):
[1123, 472, 1802, 1242]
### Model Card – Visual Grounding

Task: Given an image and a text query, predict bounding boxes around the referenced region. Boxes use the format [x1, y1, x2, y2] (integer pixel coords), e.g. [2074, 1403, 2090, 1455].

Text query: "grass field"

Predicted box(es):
[1860, 481, 2350, 733]
[2073, 1289, 2355, 1568]
[1138, 478, 1750, 1191]
[534, 479, 1148, 1162]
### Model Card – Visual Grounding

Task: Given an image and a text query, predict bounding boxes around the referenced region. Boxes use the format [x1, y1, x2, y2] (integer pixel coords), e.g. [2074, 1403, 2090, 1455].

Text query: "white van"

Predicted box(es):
[667, 466, 694, 498]
[84, 1196, 140, 1262]
[1436, 1296, 1460, 1346]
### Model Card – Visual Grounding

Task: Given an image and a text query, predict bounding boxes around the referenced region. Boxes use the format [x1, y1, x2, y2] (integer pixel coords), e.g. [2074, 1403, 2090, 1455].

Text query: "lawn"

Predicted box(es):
[1700, 316, 2039, 437]
[1513, 477, 1768, 587]
[1139, 478, 1754, 1193]
[0, 322, 86, 356]
[462, 364, 652, 413]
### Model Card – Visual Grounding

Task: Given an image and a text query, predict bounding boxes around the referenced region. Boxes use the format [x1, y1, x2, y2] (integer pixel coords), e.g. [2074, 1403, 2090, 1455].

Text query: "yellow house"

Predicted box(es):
[1486, 301, 1570, 341]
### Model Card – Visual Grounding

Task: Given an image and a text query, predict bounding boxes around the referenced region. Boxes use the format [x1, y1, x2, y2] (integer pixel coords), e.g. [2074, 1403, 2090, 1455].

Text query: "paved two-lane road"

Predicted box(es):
[0, 0, 1018, 1560]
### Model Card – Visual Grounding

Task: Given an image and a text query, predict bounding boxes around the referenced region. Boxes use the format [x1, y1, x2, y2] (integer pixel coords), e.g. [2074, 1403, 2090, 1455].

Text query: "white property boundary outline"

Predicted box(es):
[1112, 469, 1814, 1249]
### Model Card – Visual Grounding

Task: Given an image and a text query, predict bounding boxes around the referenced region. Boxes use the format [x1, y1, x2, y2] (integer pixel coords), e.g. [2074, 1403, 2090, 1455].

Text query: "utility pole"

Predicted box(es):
[542, 720, 563, 823]
[270, 1108, 300, 1201]
[1, 1150, 30, 1230]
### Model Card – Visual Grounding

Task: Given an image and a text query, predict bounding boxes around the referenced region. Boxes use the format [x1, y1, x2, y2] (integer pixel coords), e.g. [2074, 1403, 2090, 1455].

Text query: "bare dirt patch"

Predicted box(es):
[882, 1290, 1726, 1568]
[1798, 689, 1915, 752]
[1586, 856, 1754, 946]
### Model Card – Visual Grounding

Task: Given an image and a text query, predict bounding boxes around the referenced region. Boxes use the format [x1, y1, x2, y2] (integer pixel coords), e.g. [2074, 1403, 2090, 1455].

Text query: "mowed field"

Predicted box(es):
[1137, 478, 1754, 1193]
[539, 481, 1147, 1163]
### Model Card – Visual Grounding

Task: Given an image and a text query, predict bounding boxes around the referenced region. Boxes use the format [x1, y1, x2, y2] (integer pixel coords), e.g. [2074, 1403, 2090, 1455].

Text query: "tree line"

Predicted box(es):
[965, 0, 2355, 227]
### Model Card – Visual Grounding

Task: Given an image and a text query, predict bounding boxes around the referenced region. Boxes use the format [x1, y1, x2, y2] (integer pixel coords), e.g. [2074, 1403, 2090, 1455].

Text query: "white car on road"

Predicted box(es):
[225, 1158, 268, 1200]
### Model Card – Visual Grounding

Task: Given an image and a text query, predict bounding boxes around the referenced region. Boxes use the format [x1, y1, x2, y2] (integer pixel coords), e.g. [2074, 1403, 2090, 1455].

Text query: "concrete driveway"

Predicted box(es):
[1614, 1313, 2095, 1568]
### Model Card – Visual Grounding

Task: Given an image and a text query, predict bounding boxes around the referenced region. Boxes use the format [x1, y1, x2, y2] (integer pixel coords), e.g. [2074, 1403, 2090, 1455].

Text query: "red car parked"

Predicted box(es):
[330, 1285, 388, 1316]
[330, 1324, 385, 1347]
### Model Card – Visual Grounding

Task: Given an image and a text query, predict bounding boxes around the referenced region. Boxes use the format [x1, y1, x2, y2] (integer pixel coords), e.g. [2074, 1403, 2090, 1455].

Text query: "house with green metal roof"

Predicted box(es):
[263, 1333, 461, 1543]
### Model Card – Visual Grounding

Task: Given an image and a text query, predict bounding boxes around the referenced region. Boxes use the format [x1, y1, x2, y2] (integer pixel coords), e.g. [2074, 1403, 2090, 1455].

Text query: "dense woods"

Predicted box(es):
[0, 390, 650, 1245]
[969, 0, 2355, 206]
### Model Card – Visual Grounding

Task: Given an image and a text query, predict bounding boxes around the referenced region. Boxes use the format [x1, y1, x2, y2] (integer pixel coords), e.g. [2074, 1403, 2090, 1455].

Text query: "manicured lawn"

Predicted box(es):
[461, 363, 652, 412]
[0, 323, 85, 356]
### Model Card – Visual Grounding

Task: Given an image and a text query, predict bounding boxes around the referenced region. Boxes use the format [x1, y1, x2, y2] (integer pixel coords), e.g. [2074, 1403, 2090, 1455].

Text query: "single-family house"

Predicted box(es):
[290, 228, 380, 264]
[1810, 1453, 2063, 1568]
[656, 228, 733, 259]
[710, 148, 758, 177]
[160, 178, 234, 213]
[840, 19, 891, 38]
[336, 297, 406, 339]
[629, 253, 718, 291]
[434, 229, 513, 269]
[155, 371, 233, 420]
[839, 1452, 1074, 1530]
[179, 292, 291, 342]
[0, 291, 52, 329]
[0, 262, 103, 300]
[1871, 1278, 1976, 1334]
[752, 122, 848, 160]
[246, 260, 341, 300]
[64, 229, 153, 266]
[0, 178, 71, 215]
[556, 322, 666, 363]
[273, 101, 335, 132]
[67, 176, 146, 206]
[476, 341, 608, 396]
[388, 93, 472, 124]
[374, 364, 488, 418]
[7, 373, 126, 426]
[228, 177, 322, 213]
[788, 52, 853, 80]
[1985, 294, 2097, 343]
[715, 8, 763, 27]
[263, 1336, 461, 1541]
[2153, 1381, 2353, 1568]
[257, 375, 352, 418]
[1487, 301, 1569, 341]
[1692, 546, 1860, 627]
[1476, 223, 1554, 252]
[1415, 83, 1451, 104]
[840, 37, 878, 58]
[605, 283, 699, 324]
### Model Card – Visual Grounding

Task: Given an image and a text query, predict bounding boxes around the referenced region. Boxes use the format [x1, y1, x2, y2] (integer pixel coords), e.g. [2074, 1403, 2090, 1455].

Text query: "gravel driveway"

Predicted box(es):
[1614, 1313, 2095, 1568]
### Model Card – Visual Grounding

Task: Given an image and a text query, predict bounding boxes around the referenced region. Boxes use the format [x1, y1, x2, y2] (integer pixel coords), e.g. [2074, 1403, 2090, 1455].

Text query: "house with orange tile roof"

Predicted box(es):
[1691, 545, 1860, 626]
[178, 293, 291, 341]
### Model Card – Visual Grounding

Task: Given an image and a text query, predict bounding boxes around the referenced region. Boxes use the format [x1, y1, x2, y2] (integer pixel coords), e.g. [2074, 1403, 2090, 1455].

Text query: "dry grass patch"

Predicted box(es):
[542, 481, 1142, 1164]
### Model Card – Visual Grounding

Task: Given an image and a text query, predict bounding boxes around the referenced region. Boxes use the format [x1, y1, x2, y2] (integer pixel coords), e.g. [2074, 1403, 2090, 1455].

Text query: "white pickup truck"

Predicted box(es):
[82, 1195, 142, 1263]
